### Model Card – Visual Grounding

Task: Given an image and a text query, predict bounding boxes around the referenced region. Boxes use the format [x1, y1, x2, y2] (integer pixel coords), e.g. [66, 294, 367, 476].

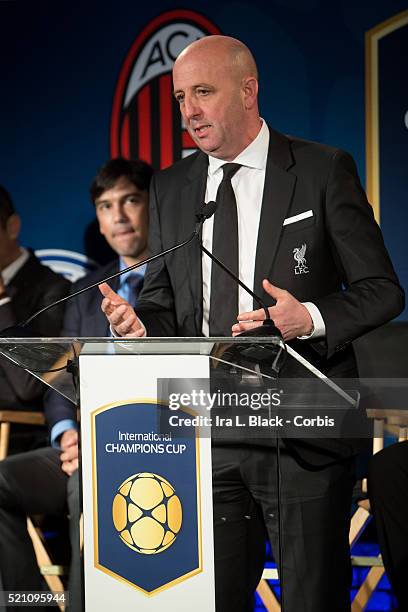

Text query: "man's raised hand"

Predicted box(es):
[99, 282, 145, 337]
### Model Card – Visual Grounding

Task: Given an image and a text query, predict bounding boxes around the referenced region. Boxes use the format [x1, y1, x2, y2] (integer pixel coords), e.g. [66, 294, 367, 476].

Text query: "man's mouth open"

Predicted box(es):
[194, 125, 211, 137]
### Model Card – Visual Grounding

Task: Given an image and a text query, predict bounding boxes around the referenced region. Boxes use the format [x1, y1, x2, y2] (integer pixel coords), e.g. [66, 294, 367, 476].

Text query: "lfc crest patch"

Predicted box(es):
[293, 244, 309, 275]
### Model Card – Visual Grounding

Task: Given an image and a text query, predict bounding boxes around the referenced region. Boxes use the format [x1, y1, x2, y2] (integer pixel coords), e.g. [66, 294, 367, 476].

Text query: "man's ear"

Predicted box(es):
[6, 214, 21, 241]
[241, 77, 258, 110]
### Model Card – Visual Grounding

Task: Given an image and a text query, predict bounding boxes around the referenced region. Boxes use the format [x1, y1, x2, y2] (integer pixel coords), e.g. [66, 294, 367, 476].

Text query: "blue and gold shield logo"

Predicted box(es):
[92, 401, 201, 595]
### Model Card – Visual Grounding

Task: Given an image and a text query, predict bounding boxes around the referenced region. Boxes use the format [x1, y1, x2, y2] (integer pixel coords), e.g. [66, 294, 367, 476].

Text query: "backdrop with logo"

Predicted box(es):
[1, 1, 407, 316]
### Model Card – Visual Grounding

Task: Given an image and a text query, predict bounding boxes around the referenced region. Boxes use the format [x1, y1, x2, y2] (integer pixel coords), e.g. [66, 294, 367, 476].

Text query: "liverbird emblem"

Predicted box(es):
[293, 244, 309, 275]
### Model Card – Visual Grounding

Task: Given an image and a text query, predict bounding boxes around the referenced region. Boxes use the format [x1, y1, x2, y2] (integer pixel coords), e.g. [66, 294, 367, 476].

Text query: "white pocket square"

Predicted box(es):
[283, 210, 314, 226]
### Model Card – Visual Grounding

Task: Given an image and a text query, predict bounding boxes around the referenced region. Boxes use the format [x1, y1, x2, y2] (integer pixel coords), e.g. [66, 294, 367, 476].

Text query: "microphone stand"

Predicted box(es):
[199, 241, 287, 611]
[200, 245, 272, 326]
[1, 198, 288, 609]
[0, 203, 217, 338]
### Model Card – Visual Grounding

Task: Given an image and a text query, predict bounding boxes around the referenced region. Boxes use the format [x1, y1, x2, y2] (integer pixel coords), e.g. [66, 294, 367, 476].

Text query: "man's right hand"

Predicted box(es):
[60, 428, 79, 476]
[98, 282, 145, 337]
[0, 272, 6, 294]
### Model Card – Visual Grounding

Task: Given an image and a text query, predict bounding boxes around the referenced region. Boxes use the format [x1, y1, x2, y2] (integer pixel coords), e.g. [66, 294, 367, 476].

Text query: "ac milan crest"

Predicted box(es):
[111, 10, 221, 170]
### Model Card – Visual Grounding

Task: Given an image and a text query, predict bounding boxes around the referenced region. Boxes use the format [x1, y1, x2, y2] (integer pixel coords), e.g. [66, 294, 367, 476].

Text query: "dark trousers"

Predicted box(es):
[368, 441, 408, 612]
[0, 448, 82, 612]
[212, 444, 355, 612]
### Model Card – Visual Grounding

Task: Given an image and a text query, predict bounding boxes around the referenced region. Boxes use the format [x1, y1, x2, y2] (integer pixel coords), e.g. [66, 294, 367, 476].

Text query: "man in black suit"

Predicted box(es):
[368, 441, 408, 611]
[100, 37, 404, 611]
[0, 186, 70, 450]
[0, 159, 152, 611]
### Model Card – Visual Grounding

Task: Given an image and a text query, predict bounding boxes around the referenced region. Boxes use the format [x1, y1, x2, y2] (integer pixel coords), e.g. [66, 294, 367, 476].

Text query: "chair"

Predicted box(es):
[0, 410, 66, 612]
[0, 410, 46, 460]
[255, 408, 408, 612]
[350, 408, 408, 612]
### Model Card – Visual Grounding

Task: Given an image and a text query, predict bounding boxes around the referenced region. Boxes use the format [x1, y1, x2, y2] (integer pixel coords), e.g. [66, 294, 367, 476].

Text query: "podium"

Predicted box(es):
[0, 335, 367, 611]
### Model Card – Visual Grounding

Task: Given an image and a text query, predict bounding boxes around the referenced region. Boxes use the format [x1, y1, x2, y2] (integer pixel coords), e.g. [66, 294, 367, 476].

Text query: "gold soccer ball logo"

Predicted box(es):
[112, 473, 182, 554]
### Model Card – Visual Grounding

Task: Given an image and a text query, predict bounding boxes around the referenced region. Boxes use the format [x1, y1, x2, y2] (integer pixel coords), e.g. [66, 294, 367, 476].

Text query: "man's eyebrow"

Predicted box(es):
[95, 197, 110, 206]
[96, 191, 141, 205]
[121, 190, 142, 199]
[173, 83, 213, 95]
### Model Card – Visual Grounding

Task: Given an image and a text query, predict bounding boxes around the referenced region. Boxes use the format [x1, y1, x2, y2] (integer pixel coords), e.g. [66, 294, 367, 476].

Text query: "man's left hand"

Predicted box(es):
[60, 429, 79, 476]
[232, 279, 313, 341]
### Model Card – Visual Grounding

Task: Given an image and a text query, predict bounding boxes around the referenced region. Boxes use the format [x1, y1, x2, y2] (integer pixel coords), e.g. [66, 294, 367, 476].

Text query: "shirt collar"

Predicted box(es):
[207, 119, 269, 176]
[2, 248, 29, 286]
[119, 257, 146, 285]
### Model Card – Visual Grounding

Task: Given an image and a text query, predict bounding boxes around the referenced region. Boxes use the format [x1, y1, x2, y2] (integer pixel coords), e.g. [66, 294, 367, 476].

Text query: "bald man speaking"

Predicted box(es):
[100, 36, 404, 611]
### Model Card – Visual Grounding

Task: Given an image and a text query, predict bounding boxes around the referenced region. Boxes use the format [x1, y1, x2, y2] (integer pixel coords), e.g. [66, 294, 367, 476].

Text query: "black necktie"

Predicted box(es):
[209, 163, 241, 336]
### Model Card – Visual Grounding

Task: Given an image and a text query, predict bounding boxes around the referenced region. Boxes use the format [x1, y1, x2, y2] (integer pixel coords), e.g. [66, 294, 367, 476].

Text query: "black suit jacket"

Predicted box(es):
[0, 251, 70, 410]
[44, 260, 121, 430]
[136, 128, 404, 461]
[138, 127, 403, 365]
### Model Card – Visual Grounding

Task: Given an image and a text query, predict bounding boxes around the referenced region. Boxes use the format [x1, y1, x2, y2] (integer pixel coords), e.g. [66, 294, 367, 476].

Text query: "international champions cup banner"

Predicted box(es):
[80, 351, 214, 611]
[92, 401, 201, 595]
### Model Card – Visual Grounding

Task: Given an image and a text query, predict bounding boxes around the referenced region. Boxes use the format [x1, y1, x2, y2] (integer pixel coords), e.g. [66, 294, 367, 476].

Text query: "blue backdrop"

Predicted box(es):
[1, 1, 407, 316]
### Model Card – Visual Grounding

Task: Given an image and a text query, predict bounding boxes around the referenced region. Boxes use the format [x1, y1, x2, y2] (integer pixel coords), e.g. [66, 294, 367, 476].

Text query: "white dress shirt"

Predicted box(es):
[201, 120, 325, 338]
[0, 247, 29, 306]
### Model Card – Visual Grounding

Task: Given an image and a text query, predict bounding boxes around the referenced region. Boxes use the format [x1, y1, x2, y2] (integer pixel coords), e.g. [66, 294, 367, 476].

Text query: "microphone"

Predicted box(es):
[0, 201, 218, 338]
[195, 199, 217, 229]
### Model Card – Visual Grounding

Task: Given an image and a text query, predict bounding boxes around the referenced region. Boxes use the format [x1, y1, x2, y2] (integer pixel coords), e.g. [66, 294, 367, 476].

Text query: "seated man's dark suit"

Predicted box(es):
[0, 260, 123, 612]
[0, 251, 70, 412]
[0, 251, 70, 453]
[44, 259, 121, 429]
[134, 128, 404, 611]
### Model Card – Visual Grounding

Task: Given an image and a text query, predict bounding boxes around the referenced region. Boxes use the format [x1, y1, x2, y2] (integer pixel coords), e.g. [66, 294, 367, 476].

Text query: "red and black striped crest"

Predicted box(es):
[110, 10, 221, 169]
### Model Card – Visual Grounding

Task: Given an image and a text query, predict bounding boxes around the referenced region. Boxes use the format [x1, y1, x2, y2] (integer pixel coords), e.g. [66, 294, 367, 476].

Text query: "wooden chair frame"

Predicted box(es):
[256, 409, 408, 612]
[0, 410, 66, 612]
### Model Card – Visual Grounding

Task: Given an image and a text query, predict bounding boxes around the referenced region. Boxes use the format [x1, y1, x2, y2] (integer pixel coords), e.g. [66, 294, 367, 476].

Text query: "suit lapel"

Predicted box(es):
[176, 130, 296, 318]
[180, 152, 208, 333]
[253, 128, 296, 307]
[94, 301, 111, 336]
[6, 252, 44, 319]
[90, 260, 120, 336]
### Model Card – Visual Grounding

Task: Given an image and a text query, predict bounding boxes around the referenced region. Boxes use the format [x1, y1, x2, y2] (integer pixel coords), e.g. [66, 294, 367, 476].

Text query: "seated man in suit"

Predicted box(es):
[0, 158, 152, 611]
[99, 36, 404, 611]
[0, 185, 70, 452]
[368, 441, 408, 611]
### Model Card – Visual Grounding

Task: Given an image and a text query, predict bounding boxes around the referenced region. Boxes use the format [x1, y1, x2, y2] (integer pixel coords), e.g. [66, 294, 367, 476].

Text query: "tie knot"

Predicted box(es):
[221, 163, 241, 181]
[125, 273, 143, 292]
